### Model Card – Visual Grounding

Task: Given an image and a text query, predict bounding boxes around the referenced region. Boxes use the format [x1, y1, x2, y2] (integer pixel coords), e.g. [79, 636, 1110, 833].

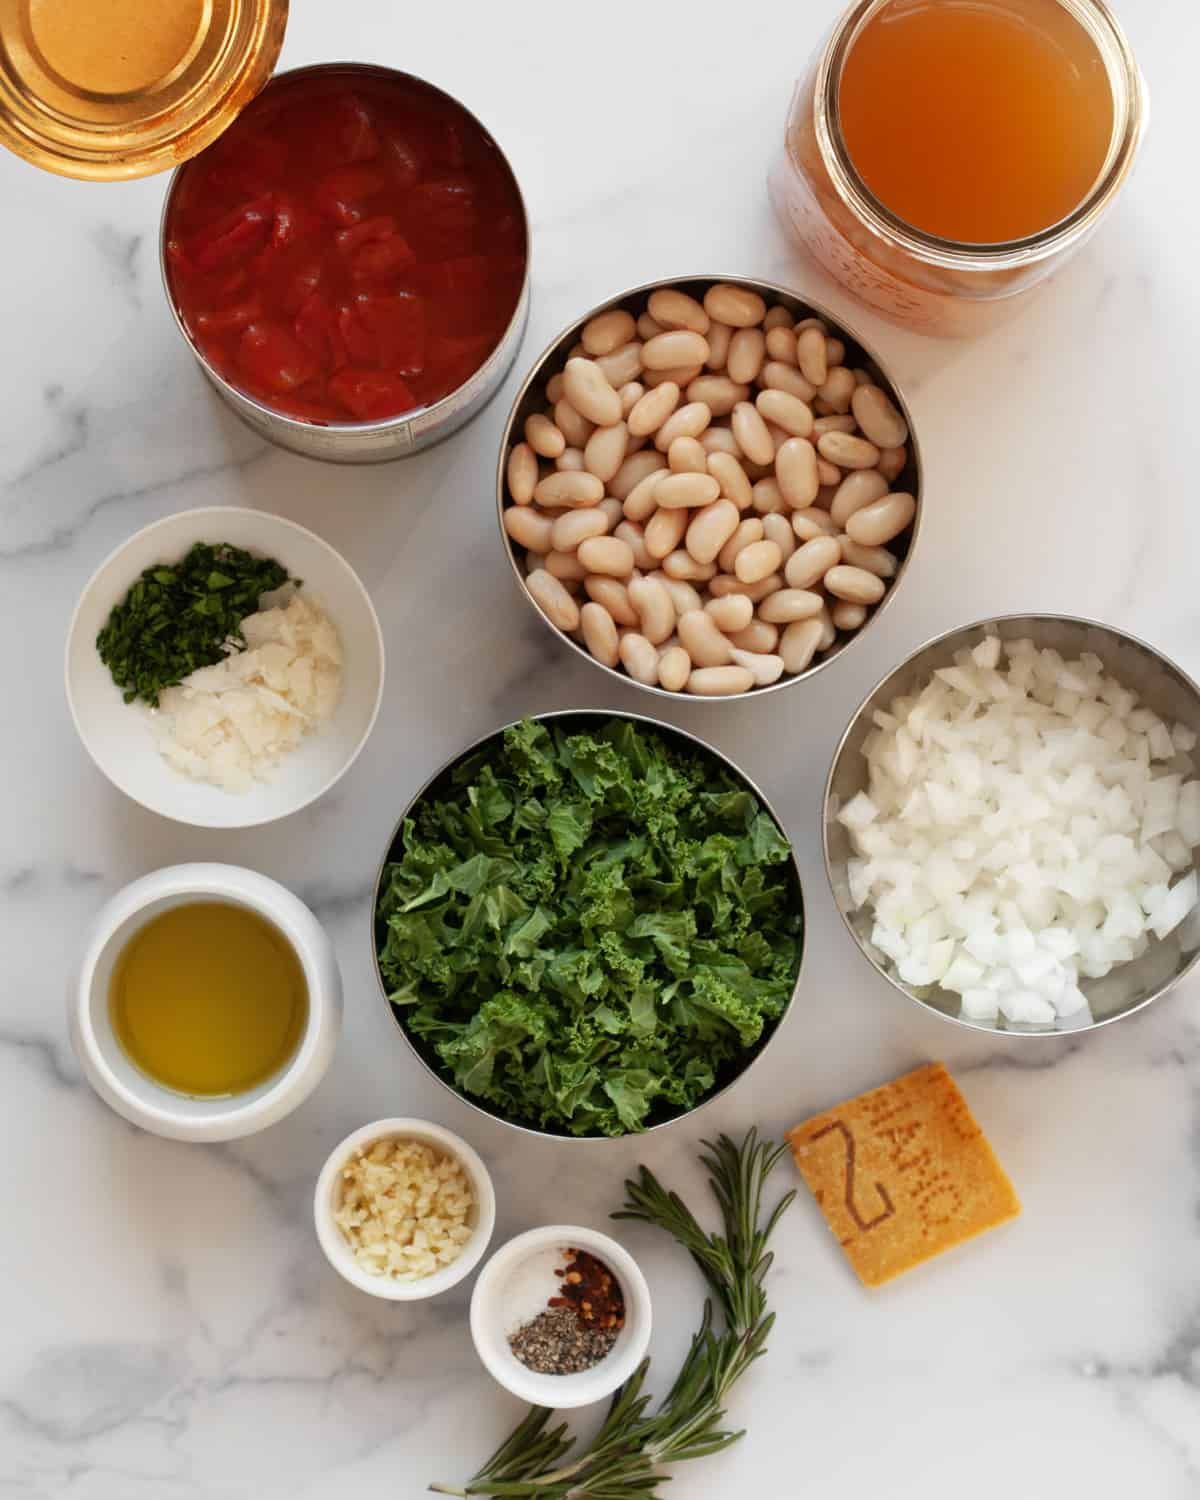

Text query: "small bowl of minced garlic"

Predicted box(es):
[313, 1118, 496, 1301]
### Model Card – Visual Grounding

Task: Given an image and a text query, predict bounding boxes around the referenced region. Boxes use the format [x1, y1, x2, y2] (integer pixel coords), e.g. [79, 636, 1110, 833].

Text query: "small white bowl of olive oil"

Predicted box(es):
[71, 863, 342, 1142]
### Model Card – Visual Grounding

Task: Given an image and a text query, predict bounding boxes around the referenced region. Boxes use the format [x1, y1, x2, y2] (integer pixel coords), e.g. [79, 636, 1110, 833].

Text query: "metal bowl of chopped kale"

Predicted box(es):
[371, 712, 804, 1138]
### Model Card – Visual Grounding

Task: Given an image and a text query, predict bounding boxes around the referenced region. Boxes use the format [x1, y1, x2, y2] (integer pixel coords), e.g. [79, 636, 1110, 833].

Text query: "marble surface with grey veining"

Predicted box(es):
[2, 2, 1199, 1496]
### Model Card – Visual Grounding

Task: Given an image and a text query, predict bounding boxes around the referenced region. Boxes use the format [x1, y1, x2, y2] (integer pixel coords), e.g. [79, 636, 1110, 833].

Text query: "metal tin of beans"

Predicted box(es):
[370, 709, 805, 1141]
[496, 274, 923, 701]
[159, 63, 531, 464]
[824, 613, 1200, 1037]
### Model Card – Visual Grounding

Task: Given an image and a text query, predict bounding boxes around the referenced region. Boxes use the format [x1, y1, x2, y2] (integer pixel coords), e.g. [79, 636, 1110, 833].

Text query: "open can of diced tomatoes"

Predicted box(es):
[158, 64, 530, 462]
[0, 3, 531, 463]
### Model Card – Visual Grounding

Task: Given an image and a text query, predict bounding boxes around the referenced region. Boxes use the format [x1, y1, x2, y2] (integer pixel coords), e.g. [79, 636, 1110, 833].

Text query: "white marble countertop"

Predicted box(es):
[3, 1, 1198, 1495]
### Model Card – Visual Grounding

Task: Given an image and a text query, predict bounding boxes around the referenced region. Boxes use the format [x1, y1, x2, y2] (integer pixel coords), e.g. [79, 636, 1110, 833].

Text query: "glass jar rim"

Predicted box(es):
[815, 0, 1147, 270]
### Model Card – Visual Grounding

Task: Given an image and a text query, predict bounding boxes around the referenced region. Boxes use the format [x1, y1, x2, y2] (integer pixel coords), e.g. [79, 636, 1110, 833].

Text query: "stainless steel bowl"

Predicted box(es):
[496, 273, 922, 700]
[160, 63, 530, 464]
[371, 709, 805, 1138]
[824, 613, 1200, 1035]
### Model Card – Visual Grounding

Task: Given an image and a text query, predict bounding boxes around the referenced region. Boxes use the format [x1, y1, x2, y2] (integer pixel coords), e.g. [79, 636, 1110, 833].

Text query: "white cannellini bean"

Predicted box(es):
[545, 550, 587, 582]
[584, 576, 638, 627]
[580, 602, 620, 665]
[731, 402, 775, 466]
[837, 535, 898, 577]
[505, 506, 554, 552]
[662, 550, 716, 582]
[657, 644, 692, 692]
[655, 401, 712, 450]
[751, 477, 787, 514]
[757, 588, 824, 624]
[755, 388, 814, 438]
[831, 600, 867, 631]
[705, 594, 754, 633]
[598, 496, 625, 529]
[610, 449, 667, 500]
[668, 435, 709, 474]
[628, 381, 680, 437]
[706, 451, 753, 509]
[851, 384, 909, 448]
[642, 330, 709, 370]
[627, 575, 677, 645]
[577, 536, 635, 577]
[794, 317, 828, 334]
[525, 412, 566, 458]
[763, 304, 793, 331]
[645, 506, 689, 558]
[595, 341, 644, 388]
[815, 604, 836, 649]
[556, 446, 585, 472]
[554, 398, 594, 448]
[708, 571, 782, 602]
[584, 421, 629, 483]
[878, 445, 908, 481]
[700, 425, 742, 458]
[762, 511, 796, 561]
[775, 437, 820, 507]
[686, 498, 741, 565]
[686, 375, 749, 416]
[785, 536, 841, 589]
[688, 666, 755, 696]
[526, 569, 580, 631]
[534, 470, 605, 508]
[825, 337, 845, 366]
[735, 539, 783, 583]
[648, 288, 710, 334]
[817, 430, 881, 470]
[678, 610, 733, 667]
[582, 308, 637, 356]
[729, 620, 779, 653]
[829, 469, 889, 528]
[637, 311, 664, 340]
[705, 320, 733, 369]
[817, 459, 842, 487]
[727, 327, 766, 384]
[729, 648, 784, 687]
[623, 476, 666, 527]
[645, 362, 703, 389]
[824, 564, 886, 604]
[563, 358, 623, 426]
[551, 509, 609, 551]
[845, 491, 916, 547]
[818, 367, 856, 414]
[619, 381, 644, 416]
[507, 443, 538, 504]
[779, 617, 824, 674]
[797, 325, 828, 386]
[812, 413, 857, 436]
[655, 472, 721, 509]
[792, 506, 839, 540]
[703, 283, 766, 328]
[614, 520, 653, 570]
[764, 329, 800, 366]
[546, 373, 565, 404]
[717, 518, 764, 572]
[619, 632, 660, 685]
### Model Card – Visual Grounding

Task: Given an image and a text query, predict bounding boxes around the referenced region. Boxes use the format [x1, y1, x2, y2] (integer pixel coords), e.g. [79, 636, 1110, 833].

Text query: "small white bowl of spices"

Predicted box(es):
[470, 1225, 652, 1408]
[314, 1118, 496, 1301]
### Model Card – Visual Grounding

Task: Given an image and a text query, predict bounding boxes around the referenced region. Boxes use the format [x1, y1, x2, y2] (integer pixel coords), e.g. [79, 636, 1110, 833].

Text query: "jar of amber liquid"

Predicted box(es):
[769, 0, 1146, 337]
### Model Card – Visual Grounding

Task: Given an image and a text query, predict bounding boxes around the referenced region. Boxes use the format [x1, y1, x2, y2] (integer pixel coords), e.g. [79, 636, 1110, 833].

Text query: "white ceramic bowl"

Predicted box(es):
[470, 1224, 652, 1408]
[70, 863, 342, 1142]
[65, 506, 385, 828]
[313, 1118, 496, 1301]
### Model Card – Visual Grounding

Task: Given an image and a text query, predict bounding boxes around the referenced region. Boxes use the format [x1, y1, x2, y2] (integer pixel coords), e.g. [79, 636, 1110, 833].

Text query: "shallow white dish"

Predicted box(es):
[470, 1224, 651, 1408]
[71, 862, 342, 1142]
[313, 1118, 496, 1302]
[64, 506, 385, 828]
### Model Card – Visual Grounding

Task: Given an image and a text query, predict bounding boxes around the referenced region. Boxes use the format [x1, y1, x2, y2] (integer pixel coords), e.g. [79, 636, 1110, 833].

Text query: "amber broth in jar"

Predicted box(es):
[839, 0, 1114, 244]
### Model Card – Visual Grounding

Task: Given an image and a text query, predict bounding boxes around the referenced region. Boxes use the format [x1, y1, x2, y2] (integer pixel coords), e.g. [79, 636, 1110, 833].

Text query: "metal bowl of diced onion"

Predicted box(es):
[824, 614, 1200, 1035]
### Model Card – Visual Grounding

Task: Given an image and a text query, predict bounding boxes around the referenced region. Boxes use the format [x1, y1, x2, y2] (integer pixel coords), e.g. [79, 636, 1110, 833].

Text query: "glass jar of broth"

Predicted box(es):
[769, 0, 1146, 337]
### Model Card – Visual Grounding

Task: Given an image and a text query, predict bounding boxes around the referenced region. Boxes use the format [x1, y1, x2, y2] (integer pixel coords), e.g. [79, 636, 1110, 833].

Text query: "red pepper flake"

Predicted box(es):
[546, 1248, 625, 1332]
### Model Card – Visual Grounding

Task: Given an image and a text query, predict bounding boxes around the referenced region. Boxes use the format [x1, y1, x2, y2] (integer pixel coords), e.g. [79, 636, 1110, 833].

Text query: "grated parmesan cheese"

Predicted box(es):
[153, 590, 342, 793]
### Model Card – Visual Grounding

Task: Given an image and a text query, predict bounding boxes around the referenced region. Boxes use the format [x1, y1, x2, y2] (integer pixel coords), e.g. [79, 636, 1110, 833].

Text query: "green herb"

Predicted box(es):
[96, 542, 292, 706]
[375, 719, 802, 1136]
[430, 1129, 795, 1499]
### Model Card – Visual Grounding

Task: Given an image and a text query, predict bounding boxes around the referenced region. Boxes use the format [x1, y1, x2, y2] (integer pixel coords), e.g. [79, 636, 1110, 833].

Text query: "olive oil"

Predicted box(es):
[110, 901, 307, 1097]
[838, 0, 1115, 244]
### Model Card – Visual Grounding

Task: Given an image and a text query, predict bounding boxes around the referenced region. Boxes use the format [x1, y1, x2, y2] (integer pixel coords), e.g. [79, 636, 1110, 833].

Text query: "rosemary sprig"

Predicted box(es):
[429, 1129, 794, 1500]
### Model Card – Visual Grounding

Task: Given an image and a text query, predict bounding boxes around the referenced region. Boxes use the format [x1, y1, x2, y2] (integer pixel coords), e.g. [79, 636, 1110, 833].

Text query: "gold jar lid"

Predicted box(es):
[0, 0, 288, 181]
